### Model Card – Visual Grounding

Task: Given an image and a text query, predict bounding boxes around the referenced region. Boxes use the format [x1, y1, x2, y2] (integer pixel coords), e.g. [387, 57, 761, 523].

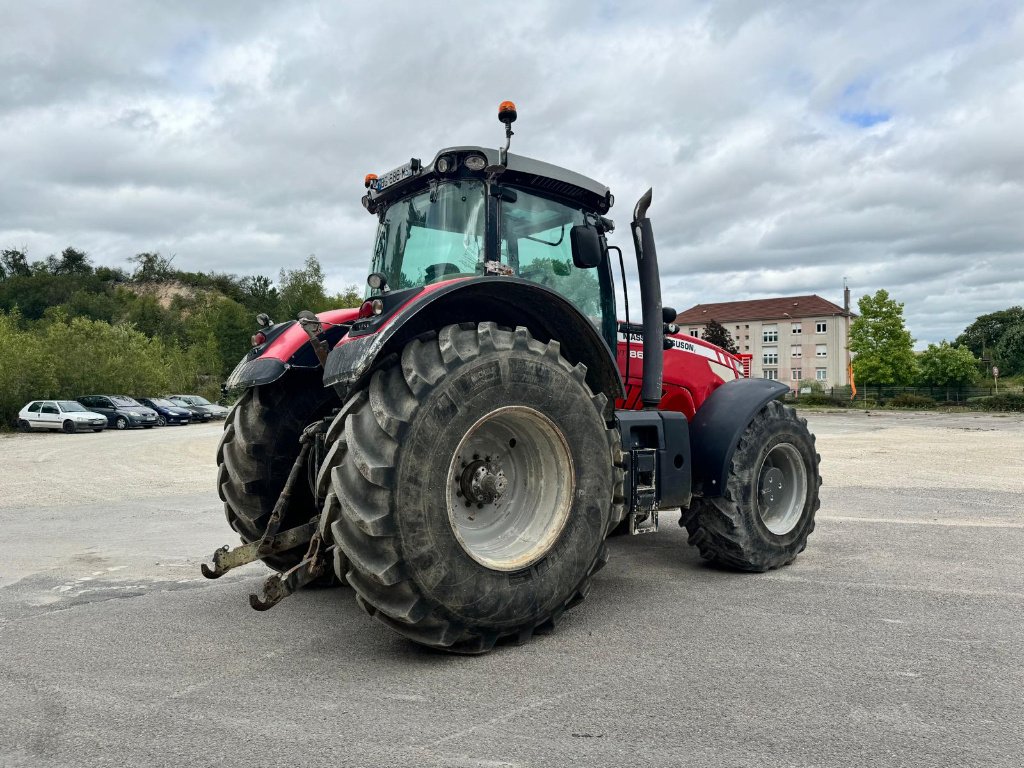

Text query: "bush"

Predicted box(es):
[888, 393, 936, 409]
[796, 393, 848, 407]
[967, 394, 1024, 412]
[0, 309, 214, 428]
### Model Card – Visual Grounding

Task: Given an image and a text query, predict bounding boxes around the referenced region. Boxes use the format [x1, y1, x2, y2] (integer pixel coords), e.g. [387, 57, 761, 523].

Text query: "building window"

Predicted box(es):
[763, 325, 778, 343]
[764, 369, 778, 380]
[792, 346, 802, 358]
[744, 345, 749, 351]
[792, 323, 802, 334]
[689, 328, 699, 337]
[816, 321, 827, 334]
[816, 344, 827, 358]
[792, 368, 802, 380]
[763, 347, 778, 365]
[816, 368, 827, 381]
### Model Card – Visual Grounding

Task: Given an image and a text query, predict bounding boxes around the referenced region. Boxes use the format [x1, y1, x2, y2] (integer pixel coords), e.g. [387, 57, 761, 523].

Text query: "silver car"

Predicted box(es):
[17, 400, 108, 433]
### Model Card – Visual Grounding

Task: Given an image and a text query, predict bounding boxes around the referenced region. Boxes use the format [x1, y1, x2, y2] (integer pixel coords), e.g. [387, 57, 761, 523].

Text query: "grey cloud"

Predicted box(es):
[1, 0, 1022, 346]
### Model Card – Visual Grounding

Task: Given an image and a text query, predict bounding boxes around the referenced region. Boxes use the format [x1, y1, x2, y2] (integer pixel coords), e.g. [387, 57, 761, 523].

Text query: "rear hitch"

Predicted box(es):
[200, 419, 332, 605]
[249, 536, 334, 611]
[200, 522, 318, 579]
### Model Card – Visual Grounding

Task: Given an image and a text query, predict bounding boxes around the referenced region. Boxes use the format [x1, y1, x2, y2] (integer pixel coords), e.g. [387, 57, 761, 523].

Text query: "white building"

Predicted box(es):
[674, 292, 855, 388]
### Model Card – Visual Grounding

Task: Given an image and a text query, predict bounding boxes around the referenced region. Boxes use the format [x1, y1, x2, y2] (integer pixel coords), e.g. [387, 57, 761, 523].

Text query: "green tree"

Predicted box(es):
[184, 296, 253, 377]
[328, 284, 364, 309]
[278, 255, 329, 319]
[701, 318, 738, 354]
[994, 324, 1024, 377]
[917, 341, 979, 398]
[955, 306, 1024, 360]
[0, 310, 58, 426]
[129, 252, 175, 282]
[1, 248, 31, 279]
[240, 274, 280, 315]
[849, 289, 917, 386]
[46, 247, 93, 276]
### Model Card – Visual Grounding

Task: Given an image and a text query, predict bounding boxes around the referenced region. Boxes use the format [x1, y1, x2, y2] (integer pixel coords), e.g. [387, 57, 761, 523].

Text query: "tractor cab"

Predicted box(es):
[362, 140, 619, 349]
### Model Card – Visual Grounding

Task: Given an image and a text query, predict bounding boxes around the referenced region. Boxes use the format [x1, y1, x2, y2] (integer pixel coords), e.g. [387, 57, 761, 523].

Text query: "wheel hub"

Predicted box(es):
[460, 459, 508, 505]
[446, 406, 574, 572]
[755, 442, 808, 536]
[759, 466, 785, 506]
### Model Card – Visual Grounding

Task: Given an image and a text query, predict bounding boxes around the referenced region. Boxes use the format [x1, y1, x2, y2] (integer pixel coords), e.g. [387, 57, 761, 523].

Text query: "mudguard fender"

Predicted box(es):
[689, 378, 790, 498]
[224, 308, 360, 389]
[322, 277, 624, 406]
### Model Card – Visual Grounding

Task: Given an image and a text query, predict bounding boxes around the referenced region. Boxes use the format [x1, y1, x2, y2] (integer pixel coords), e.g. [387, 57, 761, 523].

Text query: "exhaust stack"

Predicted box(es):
[630, 189, 664, 409]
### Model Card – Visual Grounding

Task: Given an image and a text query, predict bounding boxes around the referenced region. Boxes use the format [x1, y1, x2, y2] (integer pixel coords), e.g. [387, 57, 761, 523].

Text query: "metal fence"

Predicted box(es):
[794, 385, 1022, 403]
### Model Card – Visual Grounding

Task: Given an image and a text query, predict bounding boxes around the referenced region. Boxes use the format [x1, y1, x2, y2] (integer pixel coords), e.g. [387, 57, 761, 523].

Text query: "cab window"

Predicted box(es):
[41, 403, 59, 414]
[28, 402, 41, 413]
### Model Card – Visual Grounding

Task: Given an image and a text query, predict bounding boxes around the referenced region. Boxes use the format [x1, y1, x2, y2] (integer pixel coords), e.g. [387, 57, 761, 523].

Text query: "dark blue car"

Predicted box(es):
[137, 397, 193, 426]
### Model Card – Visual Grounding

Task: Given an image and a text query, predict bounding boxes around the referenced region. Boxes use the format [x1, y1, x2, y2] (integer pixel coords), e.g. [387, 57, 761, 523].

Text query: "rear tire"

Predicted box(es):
[217, 376, 338, 572]
[680, 400, 820, 571]
[319, 323, 623, 653]
[17, 419, 30, 432]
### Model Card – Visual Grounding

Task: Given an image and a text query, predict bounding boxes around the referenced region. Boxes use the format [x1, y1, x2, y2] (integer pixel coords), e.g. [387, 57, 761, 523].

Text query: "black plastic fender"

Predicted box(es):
[689, 378, 791, 498]
[322, 277, 624, 407]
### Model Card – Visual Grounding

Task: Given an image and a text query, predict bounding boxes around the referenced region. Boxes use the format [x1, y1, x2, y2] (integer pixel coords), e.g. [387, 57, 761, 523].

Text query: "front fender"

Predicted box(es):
[322, 277, 624, 407]
[689, 378, 790, 497]
[224, 308, 360, 389]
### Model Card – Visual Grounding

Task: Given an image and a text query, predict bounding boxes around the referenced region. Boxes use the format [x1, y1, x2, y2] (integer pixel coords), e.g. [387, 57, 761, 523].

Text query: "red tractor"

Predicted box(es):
[203, 102, 821, 653]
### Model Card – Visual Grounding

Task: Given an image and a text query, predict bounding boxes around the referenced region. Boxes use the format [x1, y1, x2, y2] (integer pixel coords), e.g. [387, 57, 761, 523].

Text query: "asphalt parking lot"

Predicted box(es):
[1, 410, 1022, 768]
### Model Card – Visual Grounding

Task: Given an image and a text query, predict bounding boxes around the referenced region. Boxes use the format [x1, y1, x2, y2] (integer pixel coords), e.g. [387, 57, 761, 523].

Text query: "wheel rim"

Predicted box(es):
[116, 417, 127, 429]
[446, 405, 574, 572]
[157, 415, 166, 426]
[756, 442, 808, 535]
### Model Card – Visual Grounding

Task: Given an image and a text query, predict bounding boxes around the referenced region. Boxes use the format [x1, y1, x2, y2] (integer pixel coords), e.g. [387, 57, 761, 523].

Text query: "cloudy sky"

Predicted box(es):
[2, 1, 1022, 346]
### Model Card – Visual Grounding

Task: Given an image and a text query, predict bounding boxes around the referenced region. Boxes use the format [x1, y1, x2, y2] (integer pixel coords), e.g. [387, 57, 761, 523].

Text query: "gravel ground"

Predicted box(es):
[0, 410, 1022, 767]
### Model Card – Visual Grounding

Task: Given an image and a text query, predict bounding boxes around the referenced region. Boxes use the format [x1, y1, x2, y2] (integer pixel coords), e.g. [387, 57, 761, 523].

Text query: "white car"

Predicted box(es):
[17, 400, 108, 433]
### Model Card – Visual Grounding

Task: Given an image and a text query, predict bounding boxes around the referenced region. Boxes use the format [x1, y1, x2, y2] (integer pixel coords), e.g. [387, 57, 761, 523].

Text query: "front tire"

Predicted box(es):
[320, 323, 623, 653]
[115, 416, 128, 430]
[62, 420, 76, 434]
[156, 415, 167, 426]
[681, 400, 820, 571]
[217, 376, 338, 572]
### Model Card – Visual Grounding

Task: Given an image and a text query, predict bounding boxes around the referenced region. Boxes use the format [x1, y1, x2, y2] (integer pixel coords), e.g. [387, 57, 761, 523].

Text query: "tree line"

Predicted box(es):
[0, 247, 361, 427]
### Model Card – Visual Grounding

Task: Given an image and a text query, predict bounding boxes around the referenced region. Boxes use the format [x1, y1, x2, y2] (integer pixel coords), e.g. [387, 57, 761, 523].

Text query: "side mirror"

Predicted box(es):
[570, 225, 603, 269]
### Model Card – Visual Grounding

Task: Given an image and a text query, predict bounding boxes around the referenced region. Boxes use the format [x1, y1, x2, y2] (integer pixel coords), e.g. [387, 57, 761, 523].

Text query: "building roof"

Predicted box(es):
[674, 294, 850, 324]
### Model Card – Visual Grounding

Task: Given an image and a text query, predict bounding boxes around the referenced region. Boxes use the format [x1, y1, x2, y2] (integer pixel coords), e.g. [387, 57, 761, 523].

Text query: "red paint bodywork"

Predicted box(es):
[615, 333, 744, 420]
[260, 308, 361, 362]
[256, 286, 743, 422]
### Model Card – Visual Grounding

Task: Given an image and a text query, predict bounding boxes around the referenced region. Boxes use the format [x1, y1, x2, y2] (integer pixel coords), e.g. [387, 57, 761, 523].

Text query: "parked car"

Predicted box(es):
[77, 395, 159, 430]
[137, 397, 192, 426]
[164, 396, 213, 422]
[17, 400, 108, 433]
[166, 395, 229, 420]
